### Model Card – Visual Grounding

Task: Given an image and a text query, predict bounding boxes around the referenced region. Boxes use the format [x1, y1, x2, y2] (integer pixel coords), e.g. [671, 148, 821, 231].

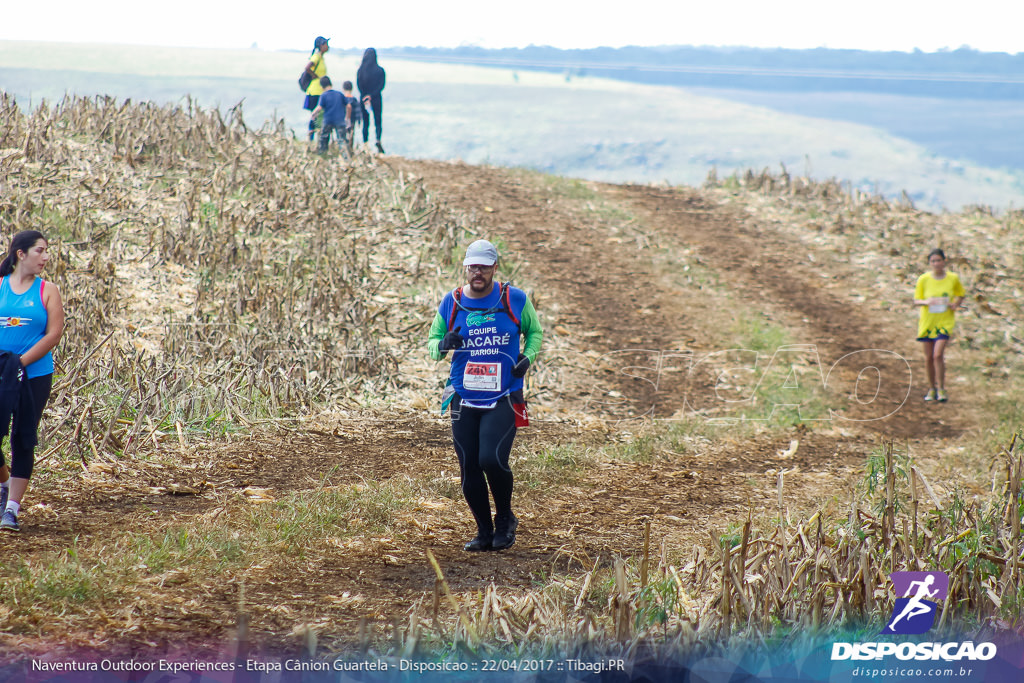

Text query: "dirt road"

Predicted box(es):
[6, 158, 973, 658]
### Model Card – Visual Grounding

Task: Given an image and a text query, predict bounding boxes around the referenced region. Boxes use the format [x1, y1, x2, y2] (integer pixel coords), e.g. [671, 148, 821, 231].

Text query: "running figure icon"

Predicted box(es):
[887, 574, 939, 632]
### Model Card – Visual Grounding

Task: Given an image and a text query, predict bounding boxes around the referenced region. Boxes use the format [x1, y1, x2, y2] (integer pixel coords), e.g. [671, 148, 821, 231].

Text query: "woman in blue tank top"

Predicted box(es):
[0, 230, 65, 532]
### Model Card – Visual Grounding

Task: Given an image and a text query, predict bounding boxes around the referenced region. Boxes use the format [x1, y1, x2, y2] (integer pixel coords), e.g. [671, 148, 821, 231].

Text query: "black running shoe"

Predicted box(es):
[492, 514, 518, 550]
[463, 533, 492, 552]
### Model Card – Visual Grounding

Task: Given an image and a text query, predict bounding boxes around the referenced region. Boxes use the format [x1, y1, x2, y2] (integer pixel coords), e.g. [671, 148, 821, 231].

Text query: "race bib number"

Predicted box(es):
[928, 301, 948, 314]
[463, 362, 500, 391]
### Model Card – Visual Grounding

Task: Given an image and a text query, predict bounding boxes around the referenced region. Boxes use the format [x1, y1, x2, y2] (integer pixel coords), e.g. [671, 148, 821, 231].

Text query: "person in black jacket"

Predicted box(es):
[356, 48, 386, 153]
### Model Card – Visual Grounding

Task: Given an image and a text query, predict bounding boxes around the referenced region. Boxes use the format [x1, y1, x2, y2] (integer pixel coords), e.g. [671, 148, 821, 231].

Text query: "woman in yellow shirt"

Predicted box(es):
[913, 248, 965, 402]
[303, 36, 330, 142]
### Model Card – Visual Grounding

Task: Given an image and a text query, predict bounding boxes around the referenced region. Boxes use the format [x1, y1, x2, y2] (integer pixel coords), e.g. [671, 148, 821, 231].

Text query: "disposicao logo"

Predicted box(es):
[882, 571, 948, 635]
[831, 570, 997, 662]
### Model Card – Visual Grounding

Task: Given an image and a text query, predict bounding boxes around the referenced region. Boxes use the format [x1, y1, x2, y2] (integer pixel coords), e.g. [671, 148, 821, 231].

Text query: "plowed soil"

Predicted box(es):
[6, 158, 973, 660]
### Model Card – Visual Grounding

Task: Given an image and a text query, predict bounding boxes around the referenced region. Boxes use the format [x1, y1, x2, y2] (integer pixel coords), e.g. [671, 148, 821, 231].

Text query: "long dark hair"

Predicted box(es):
[0, 230, 46, 277]
[360, 47, 378, 69]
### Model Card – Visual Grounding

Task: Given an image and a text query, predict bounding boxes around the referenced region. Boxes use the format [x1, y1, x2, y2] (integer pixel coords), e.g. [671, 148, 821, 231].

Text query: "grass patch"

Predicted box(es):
[4, 548, 105, 607]
[520, 169, 635, 222]
[731, 313, 791, 354]
[125, 525, 245, 574]
[248, 480, 415, 553]
[421, 472, 462, 501]
[599, 418, 716, 464]
[718, 314, 831, 425]
[541, 175, 599, 201]
[516, 442, 593, 488]
[607, 431, 659, 463]
[963, 377, 1024, 454]
[0, 477, 419, 631]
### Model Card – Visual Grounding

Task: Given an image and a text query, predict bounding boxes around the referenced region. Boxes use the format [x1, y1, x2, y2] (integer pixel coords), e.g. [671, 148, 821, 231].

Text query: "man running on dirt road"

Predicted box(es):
[428, 239, 543, 551]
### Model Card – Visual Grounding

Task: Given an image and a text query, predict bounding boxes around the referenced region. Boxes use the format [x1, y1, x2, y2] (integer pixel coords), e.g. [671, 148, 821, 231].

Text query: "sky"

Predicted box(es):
[1, 0, 1020, 54]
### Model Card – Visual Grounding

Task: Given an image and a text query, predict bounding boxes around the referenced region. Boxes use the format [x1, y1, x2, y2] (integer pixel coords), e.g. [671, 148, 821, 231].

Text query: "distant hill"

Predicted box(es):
[377, 45, 1024, 177]
[385, 45, 1024, 99]
[3, 41, 1023, 211]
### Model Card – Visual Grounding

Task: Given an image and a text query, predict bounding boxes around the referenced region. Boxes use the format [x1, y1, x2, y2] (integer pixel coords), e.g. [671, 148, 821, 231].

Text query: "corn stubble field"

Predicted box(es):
[0, 94, 1022, 665]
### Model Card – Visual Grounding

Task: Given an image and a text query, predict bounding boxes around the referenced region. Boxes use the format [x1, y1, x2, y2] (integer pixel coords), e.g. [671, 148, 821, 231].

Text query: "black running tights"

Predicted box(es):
[5, 374, 52, 480]
[450, 394, 516, 536]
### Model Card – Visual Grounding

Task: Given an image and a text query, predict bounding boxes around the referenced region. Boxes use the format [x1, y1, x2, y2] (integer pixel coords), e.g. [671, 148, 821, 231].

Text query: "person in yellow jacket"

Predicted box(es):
[913, 248, 965, 403]
[303, 37, 330, 142]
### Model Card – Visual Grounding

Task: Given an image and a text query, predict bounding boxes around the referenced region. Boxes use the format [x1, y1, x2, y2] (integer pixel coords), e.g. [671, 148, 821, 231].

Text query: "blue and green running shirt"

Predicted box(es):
[428, 284, 542, 405]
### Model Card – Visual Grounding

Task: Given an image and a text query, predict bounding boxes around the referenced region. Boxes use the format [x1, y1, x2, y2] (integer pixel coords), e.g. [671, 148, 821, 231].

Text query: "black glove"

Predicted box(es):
[511, 353, 531, 378]
[439, 326, 464, 353]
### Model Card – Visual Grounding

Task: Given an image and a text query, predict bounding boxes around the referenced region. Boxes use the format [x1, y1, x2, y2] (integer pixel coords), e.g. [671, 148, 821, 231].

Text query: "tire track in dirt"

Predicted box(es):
[605, 184, 966, 440]
[395, 159, 945, 437]
[391, 159, 711, 420]
[386, 157, 884, 512]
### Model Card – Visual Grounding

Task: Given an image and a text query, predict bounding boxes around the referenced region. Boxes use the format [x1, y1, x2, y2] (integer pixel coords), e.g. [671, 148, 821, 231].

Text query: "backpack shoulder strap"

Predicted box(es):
[500, 282, 520, 329]
[447, 286, 463, 331]
[449, 284, 520, 331]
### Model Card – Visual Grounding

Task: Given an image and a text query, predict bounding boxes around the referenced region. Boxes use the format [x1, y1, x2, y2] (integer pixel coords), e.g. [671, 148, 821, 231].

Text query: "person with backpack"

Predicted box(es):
[302, 36, 330, 143]
[356, 47, 386, 153]
[428, 240, 543, 551]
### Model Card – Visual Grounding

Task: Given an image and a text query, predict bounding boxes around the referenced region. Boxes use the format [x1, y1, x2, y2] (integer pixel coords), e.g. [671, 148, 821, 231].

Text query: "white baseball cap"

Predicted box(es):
[463, 239, 498, 266]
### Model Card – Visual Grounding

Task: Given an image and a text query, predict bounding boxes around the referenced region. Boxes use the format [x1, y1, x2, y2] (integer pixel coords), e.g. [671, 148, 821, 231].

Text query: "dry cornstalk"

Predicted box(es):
[425, 549, 479, 646]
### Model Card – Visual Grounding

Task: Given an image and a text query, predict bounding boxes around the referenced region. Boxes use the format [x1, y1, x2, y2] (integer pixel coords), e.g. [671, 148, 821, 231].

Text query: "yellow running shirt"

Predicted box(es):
[915, 271, 965, 339]
[305, 52, 327, 96]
